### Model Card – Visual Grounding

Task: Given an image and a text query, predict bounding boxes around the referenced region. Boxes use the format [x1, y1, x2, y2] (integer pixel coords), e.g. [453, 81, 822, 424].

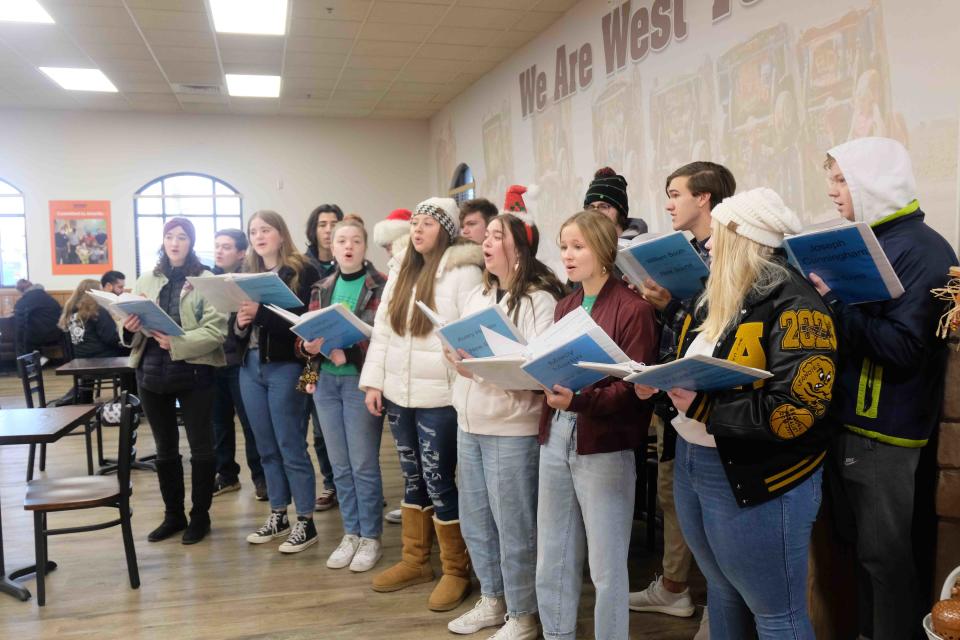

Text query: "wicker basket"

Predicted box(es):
[924, 565, 960, 640]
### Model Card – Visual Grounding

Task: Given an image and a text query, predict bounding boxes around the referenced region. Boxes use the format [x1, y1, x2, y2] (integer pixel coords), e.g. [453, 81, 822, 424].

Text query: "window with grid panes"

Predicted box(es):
[0, 179, 28, 287]
[134, 173, 242, 275]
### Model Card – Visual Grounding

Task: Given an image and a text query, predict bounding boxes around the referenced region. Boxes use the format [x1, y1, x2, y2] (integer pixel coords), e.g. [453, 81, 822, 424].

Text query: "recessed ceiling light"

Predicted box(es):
[225, 74, 281, 98]
[39, 67, 118, 92]
[210, 0, 287, 36]
[0, 0, 55, 24]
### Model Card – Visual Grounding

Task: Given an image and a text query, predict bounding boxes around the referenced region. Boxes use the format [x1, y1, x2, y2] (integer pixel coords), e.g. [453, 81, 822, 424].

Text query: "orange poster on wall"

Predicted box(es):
[49, 200, 113, 275]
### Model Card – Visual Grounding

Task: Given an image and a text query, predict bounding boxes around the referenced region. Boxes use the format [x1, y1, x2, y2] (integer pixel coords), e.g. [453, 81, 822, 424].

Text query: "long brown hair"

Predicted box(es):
[387, 226, 453, 337]
[58, 279, 102, 329]
[244, 210, 309, 292]
[482, 214, 566, 322]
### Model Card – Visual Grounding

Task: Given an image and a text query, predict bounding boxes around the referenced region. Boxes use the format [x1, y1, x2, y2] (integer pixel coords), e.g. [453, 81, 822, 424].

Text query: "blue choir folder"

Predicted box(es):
[783, 221, 904, 305]
[615, 231, 710, 300]
[187, 272, 303, 312]
[266, 304, 372, 357]
[89, 290, 184, 337]
[416, 301, 525, 358]
[576, 355, 772, 392]
[521, 331, 622, 392]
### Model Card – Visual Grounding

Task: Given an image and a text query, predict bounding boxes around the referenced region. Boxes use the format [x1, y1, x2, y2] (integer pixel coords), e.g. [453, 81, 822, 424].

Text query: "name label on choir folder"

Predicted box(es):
[615, 231, 709, 300]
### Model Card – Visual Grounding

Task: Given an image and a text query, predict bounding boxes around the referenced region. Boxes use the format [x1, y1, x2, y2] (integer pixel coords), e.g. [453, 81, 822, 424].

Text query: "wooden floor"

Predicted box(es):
[0, 368, 704, 639]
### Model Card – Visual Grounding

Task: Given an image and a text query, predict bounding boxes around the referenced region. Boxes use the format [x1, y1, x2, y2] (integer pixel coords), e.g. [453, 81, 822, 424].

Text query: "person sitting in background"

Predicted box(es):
[583, 166, 647, 242]
[100, 270, 126, 295]
[13, 278, 62, 357]
[459, 198, 498, 245]
[373, 208, 412, 266]
[59, 279, 124, 359]
[210, 229, 266, 502]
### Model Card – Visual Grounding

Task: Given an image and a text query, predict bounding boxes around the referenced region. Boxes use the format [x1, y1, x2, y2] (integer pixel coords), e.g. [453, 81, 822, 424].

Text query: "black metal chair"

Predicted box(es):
[23, 393, 141, 606]
[17, 351, 95, 481]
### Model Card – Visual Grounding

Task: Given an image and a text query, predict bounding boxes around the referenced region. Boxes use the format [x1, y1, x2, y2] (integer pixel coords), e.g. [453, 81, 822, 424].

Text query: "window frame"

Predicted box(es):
[0, 178, 28, 288]
[449, 163, 476, 205]
[133, 172, 243, 276]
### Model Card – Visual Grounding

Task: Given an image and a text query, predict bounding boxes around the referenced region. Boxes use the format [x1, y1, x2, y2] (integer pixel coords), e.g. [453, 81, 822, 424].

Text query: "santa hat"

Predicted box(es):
[503, 184, 538, 245]
[373, 208, 411, 249]
[710, 188, 802, 248]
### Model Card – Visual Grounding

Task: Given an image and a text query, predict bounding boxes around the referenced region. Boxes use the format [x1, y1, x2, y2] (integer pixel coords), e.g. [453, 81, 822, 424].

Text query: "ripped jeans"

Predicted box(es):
[384, 398, 459, 522]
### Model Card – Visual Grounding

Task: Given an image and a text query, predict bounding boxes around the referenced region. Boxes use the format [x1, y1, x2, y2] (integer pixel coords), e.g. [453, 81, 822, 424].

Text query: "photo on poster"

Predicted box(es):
[50, 200, 113, 275]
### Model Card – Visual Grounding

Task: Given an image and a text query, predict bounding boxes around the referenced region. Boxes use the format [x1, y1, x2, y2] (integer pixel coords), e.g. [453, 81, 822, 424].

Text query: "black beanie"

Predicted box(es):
[584, 167, 629, 221]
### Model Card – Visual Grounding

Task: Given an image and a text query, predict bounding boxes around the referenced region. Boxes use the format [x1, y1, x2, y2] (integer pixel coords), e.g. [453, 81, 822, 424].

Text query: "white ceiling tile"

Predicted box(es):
[115, 81, 174, 93]
[278, 107, 326, 117]
[221, 48, 283, 66]
[69, 25, 145, 45]
[381, 91, 436, 104]
[125, 92, 180, 106]
[376, 0, 453, 5]
[292, 0, 373, 22]
[494, 30, 537, 48]
[457, 0, 538, 8]
[81, 41, 155, 62]
[45, 5, 133, 27]
[124, 0, 205, 11]
[0, 29, 92, 66]
[230, 100, 280, 115]
[222, 62, 281, 75]
[334, 77, 392, 92]
[368, 2, 448, 26]
[161, 60, 222, 83]
[290, 19, 362, 39]
[330, 89, 384, 101]
[416, 43, 478, 60]
[532, 0, 579, 12]
[152, 46, 218, 63]
[285, 36, 354, 54]
[473, 46, 515, 62]
[323, 107, 371, 117]
[337, 66, 396, 81]
[283, 65, 342, 80]
[128, 9, 210, 31]
[405, 57, 465, 73]
[280, 97, 332, 109]
[282, 77, 338, 92]
[215, 33, 285, 51]
[388, 80, 448, 94]
[427, 27, 502, 46]
[396, 68, 456, 83]
[350, 40, 418, 57]
[97, 60, 165, 76]
[141, 28, 215, 47]
[359, 22, 432, 42]
[346, 55, 405, 70]
[44, 0, 124, 6]
[440, 7, 523, 29]
[176, 92, 228, 104]
[284, 51, 348, 68]
[512, 11, 563, 32]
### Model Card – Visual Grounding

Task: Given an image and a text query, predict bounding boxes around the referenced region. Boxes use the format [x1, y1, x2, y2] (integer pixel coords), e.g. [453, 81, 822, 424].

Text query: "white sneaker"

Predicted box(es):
[487, 614, 538, 640]
[447, 596, 507, 635]
[628, 575, 696, 617]
[326, 534, 360, 568]
[385, 508, 402, 524]
[693, 607, 709, 640]
[348, 537, 382, 572]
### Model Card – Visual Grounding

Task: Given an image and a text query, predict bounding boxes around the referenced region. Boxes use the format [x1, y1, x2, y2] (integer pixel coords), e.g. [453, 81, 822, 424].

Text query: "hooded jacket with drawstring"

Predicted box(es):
[825, 137, 958, 447]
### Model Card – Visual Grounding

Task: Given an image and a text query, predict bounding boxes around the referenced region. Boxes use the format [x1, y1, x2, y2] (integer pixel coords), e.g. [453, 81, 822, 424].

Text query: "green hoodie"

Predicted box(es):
[122, 269, 227, 369]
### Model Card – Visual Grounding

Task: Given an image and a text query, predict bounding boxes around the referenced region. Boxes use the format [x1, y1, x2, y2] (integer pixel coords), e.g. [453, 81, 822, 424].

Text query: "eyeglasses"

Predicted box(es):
[587, 201, 615, 212]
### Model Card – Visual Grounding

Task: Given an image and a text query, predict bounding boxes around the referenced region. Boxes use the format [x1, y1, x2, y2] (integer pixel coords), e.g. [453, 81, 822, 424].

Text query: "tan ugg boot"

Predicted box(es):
[428, 517, 472, 611]
[371, 503, 435, 592]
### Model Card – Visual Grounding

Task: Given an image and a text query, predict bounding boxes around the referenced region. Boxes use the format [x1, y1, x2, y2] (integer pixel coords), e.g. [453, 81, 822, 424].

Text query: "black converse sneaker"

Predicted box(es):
[246, 510, 289, 544]
[278, 516, 318, 554]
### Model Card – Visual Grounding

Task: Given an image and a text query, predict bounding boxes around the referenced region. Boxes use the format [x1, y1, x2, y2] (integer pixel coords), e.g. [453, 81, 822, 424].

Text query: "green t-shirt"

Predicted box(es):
[581, 294, 598, 315]
[320, 273, 366, 376]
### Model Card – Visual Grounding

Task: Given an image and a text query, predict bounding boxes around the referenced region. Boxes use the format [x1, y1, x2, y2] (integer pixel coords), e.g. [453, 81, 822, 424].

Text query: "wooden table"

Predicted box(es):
[55, 357, 152, 473]
[0, 405, 98, 601]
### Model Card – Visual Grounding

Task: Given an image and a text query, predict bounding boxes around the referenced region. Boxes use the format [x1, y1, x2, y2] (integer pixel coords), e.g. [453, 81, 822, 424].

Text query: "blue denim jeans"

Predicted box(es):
[458, 429, 539, 617]
[212, 364, 263, 483]
[313, 373, 384, 538]
[674, 436, 822, 640]
[239, 350, 316, 518]
[535, 410, 636, 640]
[383, 398, 459, 522]
[304, 404, 335, 491]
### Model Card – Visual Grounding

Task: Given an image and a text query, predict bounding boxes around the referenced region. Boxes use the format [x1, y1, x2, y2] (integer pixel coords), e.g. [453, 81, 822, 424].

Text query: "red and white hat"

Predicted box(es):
[503, 184, 537, 244]
[373, 208, 411, 249]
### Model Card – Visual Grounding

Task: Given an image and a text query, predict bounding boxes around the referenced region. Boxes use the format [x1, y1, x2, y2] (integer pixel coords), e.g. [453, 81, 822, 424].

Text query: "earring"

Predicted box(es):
[601, 265, 608, 275]
[514, 260, 519, 271]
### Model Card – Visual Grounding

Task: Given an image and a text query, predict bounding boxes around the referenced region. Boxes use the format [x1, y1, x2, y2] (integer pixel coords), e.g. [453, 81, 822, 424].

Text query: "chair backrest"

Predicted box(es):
[16, 350, 46, 409]
[116, 392, 139, 499]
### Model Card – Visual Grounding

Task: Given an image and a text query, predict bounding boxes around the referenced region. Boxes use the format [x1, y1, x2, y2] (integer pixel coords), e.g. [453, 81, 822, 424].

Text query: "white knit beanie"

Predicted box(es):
[710, 188, 802, 248]
[414, 197, 460, 240]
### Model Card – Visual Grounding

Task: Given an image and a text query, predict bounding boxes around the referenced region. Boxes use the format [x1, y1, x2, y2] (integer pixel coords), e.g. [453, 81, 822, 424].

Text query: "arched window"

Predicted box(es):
[0, 179, 27, 287]
[133, 173, 242, 275]
[449, 163, 475, 205]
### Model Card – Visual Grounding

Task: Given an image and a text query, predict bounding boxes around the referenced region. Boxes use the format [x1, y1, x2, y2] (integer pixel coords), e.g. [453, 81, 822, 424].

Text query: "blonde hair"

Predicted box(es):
[244, 210, 308, 292]
[558, 210, 618, 275]
[333, 216, 368, 245]
[697, 221, 789, 340]
[59, 279, 102, 329]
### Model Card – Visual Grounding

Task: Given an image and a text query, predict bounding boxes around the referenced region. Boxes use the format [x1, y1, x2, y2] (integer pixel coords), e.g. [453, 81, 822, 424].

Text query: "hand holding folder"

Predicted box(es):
[89, 289, 184, 337]
[187, 272, 303, 313]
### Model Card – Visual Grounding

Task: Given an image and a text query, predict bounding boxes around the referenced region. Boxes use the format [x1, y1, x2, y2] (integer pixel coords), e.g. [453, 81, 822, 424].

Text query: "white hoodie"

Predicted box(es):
[828, 137, 917, 224]
[451, 285, 558, 437]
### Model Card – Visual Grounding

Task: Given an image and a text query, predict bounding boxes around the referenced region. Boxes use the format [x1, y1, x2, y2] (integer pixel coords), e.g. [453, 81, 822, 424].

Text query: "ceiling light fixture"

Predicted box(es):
[210, 0, 287, 36]
[39, 67, 118, 92]
[0, 0, 55, 24]
[225, 74, 281, 98]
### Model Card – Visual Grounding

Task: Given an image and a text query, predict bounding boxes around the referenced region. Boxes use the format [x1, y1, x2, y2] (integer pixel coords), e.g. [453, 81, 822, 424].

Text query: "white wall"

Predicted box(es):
[430, 0, 960, 273]
[0, 108, 430, 289]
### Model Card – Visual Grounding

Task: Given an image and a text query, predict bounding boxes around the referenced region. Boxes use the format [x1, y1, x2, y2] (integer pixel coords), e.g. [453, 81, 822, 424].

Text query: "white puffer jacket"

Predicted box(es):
[452, 286, 558, 436]
[359, 241, 483, 408]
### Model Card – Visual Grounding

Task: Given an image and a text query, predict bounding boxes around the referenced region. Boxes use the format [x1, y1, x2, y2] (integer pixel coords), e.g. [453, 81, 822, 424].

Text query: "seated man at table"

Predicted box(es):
[14, 279, 62, 358]
[100, 270, 126, 295]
